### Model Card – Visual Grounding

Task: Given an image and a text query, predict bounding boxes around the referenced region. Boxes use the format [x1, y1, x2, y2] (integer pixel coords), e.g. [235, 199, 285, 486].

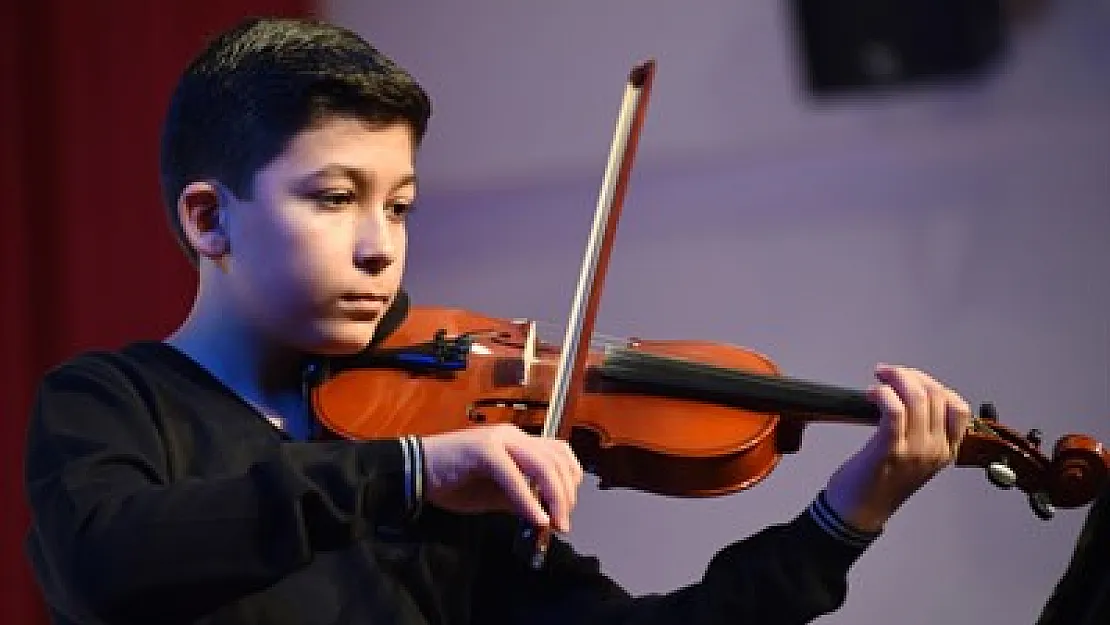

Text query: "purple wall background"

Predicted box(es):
[326, 2, 1109, 623]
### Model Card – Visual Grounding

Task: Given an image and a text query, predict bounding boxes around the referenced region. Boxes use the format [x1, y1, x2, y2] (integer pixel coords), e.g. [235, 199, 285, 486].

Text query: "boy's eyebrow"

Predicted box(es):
[307, 165, 418, 192]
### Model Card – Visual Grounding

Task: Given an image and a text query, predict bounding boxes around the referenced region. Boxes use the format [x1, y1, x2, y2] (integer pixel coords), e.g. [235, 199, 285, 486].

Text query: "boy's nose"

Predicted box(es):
[354, 248, 394, 275]
[353, 212, 396, 274]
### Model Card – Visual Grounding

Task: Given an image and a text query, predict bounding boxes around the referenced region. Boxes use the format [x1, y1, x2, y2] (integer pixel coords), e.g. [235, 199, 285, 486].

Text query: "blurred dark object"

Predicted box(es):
[1035, 484, 1110, 625]
[789, 0, 1009, 94]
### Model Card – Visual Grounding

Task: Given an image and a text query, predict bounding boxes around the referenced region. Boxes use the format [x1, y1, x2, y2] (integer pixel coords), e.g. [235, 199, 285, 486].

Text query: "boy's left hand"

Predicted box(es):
[824, 363, 973, 533]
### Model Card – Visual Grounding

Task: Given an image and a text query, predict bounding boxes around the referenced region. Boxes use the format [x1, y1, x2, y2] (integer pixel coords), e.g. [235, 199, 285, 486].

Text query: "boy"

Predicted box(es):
[23, 16, 972, 625]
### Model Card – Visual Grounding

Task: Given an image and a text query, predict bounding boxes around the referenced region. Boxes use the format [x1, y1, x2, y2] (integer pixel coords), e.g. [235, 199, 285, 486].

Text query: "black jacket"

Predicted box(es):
[23, 337, 874, 625]
[1036, 484, 1110, 625]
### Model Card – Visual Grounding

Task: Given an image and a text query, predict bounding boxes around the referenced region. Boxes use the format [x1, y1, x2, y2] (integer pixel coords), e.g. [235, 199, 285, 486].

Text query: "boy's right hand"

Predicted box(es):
[420, 424, 583, 532]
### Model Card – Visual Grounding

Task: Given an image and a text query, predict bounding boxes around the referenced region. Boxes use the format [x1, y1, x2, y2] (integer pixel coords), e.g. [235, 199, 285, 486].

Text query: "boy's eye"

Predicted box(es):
[313, 190, 357, 208]
[387, 201, 415, 220]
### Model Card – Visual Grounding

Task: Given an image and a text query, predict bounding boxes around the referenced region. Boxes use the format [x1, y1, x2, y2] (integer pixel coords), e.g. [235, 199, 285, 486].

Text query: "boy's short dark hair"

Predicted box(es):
[159, 16, 432, 265]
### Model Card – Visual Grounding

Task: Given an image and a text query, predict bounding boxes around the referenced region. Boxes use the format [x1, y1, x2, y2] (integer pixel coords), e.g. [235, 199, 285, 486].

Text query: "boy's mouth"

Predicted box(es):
[340, 292, 389, 302]
[335, 293, 388, 319]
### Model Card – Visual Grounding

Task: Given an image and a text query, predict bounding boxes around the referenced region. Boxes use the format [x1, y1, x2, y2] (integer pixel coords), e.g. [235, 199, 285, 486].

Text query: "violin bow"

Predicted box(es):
[515, 60, 657, 569]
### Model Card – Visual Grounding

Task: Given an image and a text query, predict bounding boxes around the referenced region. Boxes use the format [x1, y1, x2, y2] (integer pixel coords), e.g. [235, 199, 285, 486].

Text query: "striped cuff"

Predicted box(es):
[399, 435, 425, 521]
[807, 490, 881, 549]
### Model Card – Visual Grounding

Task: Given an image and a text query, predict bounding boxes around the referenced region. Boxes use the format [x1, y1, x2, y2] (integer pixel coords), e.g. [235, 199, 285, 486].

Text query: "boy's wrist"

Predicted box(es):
[808, 489, 883, 548]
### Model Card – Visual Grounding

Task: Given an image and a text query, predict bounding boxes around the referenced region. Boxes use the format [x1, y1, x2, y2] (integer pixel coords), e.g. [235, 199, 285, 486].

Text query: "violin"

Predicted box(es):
[308, 60, 1109, 566]
[311, 298, 1109, 517]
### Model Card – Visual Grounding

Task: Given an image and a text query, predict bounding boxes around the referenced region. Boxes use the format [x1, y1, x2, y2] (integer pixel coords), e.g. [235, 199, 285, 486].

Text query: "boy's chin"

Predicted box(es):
[301, 322, 379, 356]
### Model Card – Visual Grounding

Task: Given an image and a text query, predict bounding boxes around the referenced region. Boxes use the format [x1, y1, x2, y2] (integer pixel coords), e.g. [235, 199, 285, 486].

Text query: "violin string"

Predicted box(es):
[525, 319, 628, 352]
[603, 348, 881, 422]
[599, 347, 997, 435]
[612, 348, 883, 406]
[526, 320, 877, 403]
[521, 318, 995, 436]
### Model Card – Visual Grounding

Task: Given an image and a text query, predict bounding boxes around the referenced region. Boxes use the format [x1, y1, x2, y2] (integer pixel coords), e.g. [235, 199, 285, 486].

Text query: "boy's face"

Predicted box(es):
[212, 117, 415, 355]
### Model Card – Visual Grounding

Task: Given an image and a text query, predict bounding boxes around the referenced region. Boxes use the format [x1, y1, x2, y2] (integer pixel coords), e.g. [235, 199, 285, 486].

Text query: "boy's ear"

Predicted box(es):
[178, 181, 229, 260]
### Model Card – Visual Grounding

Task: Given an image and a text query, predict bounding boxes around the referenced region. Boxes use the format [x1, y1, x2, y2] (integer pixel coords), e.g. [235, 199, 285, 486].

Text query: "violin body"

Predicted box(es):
[311, 306, 799, 497]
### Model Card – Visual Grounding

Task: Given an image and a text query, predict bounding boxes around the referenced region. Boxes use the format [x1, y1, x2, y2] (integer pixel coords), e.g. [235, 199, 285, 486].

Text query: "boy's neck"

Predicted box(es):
[166, 297, 312, 422]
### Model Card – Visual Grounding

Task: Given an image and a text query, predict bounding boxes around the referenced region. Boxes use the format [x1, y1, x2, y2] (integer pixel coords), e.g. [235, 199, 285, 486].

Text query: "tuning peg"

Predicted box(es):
[1026, 428, 1043, 448]
[979, 402, 999, 422]
[1029, 491, 1055, 520]
[986, 460, 1018, 489]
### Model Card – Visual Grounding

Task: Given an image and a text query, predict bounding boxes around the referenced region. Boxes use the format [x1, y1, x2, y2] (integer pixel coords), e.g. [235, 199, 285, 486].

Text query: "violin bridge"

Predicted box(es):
[521, 319, 538, 387]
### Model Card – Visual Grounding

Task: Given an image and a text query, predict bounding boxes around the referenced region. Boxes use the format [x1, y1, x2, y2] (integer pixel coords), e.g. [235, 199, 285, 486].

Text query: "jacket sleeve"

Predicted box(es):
[23, 354, 416, 624]
[1035, 484, 1110, 625]
[471, 495, 875, 625]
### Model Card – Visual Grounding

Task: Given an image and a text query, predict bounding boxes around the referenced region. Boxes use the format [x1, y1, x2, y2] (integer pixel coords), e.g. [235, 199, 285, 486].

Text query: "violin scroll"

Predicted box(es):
[959, 403, 1110, 520]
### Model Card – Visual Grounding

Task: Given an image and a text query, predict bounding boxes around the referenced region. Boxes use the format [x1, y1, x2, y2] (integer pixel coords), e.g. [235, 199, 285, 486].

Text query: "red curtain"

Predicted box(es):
[0, 1, 314, 621]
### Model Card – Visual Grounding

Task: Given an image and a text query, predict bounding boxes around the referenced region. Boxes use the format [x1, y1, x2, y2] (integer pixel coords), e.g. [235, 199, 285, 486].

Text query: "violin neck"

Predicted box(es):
[599, 348, 881, 426]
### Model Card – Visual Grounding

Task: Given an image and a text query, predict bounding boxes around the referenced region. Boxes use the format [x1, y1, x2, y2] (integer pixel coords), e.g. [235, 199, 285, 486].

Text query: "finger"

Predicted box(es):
[527, 439, 573, 532]
[504, 441, 569, 532]
[483, 443, 550, 528]
[509, 430, 579, 532]
[875, 364, 928, 448]
[913, 372, 967, 461]
[557, 439, 584, 502]
[544, 440, 580, 531]
[560, 438, 585, 485]
[945, 392, 973, 457]
[927, 381, 949, 452]
[868, 383, 906, 452]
